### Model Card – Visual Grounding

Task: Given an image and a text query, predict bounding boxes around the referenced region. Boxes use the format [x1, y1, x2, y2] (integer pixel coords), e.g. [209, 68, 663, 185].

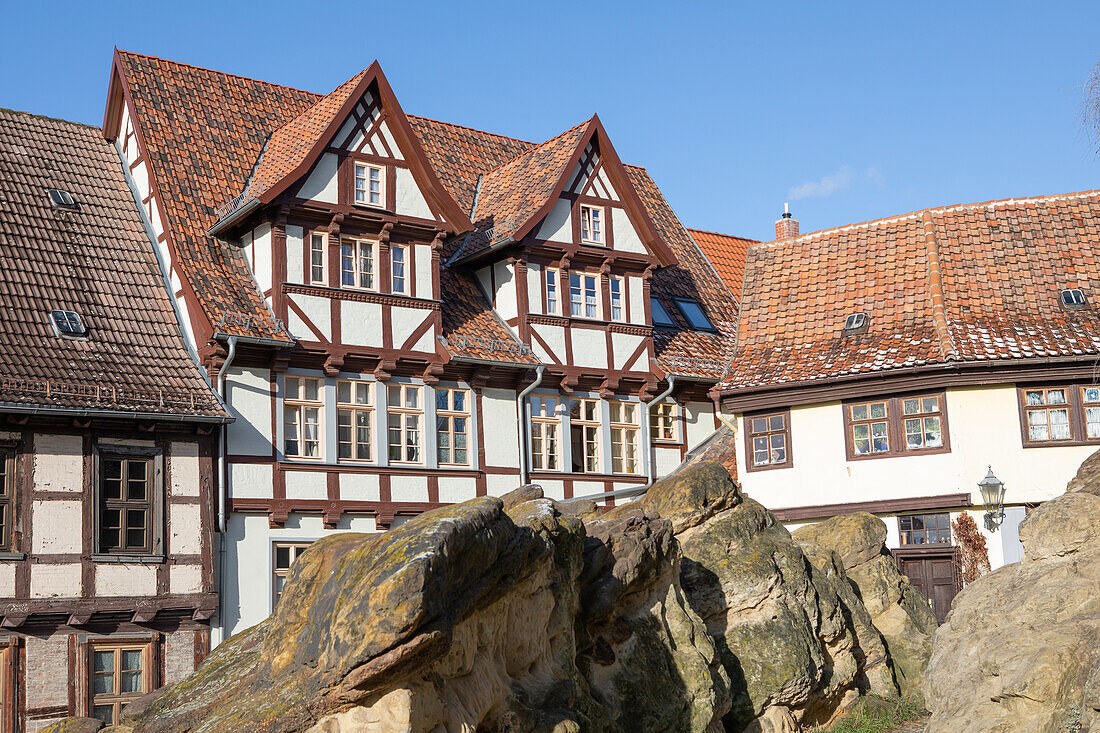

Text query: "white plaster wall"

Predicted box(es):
[171, 564, 203, 594]
[340, 473, 380, 501]
[97, 564, 157, 596]
[493, 261, 517, 322]
[33, 434, 82, 492]
[32, 501, 81, 554]
[226, 367, 273, 456]
[526, 262, 543, 314]
[612, 208, 646, 254]
[176, 295, 197, 355]
[170, 503, 202, 555]
[596, 168, 620, 201]
[611, 332, 644, 370]
[288, 293, 332, 341]
[530, 323, 565, 364]
[378, 121, 403, 161]
[170, 441, 200, 497]
[285, 225, 304, 284]
[573, 481, 605, 499]
[414, 244, 432, 298]
[438, 476, 478, 503]
[30, 564, 81, 598]
[297, 152, 339, 204]
[332, 116, 357, 148]
[285, 471, 327, 500]
[654, 446, 682, 477]
[252, 223, 273, 295]
[0, 564, 14, 596]
[486, 473, 521, 496]
[482, 389, 520, 468]
[627, 276, 644, 325]
[539, 480, 565, 501]
[391, 307, 431, 350]
[391, 475, 429, 502]
[342, 300, 383, 347]
[395, 168, 433, 220]
[684, 401, 715, 451]
[571, 329, 607, 369]
[228, 463, 273, 500]
[536, 199, 572, 243]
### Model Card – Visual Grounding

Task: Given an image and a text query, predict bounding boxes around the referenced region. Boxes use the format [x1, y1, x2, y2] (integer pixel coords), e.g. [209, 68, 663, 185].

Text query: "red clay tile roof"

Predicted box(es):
[728, 190, 1100, 391]
[0, 108, 226, 419]
[689, 228, 757, 297]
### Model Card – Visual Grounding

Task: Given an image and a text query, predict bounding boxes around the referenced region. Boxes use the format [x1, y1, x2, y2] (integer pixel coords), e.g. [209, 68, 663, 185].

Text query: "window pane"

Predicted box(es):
[902, 398, 919, 415]
[303, 379, 319, 402]
[285, 377, 300, 398]
[275, 545, 291, 569]
[121, 670, 142, 694]
[869, 402, 887, 419]
[92, 705, 114, 725]
[922, 396, 939, 413]
[437, 389, 449, 411]
[851, 404, 868, 421]
[924, 416, 942, 447]
[751, 417, 767, 434]
[905, 418, 923, 448]
[93, 650, 114, 672]
[1087, 406, 1100, 438]
[1049, 389, 1067, 404]
[1085, 387, 1100, 403]
[1026, 390, 1044, 405]
[1029, 423, 1050, 441]
[388, 385, 401, 407]
[405, 388, 419, 409]
[338, 381, 351, 403]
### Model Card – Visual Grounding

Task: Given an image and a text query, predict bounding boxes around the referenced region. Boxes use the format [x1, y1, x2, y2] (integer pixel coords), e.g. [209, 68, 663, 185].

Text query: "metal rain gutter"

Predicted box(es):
[516, 365, 546, 486]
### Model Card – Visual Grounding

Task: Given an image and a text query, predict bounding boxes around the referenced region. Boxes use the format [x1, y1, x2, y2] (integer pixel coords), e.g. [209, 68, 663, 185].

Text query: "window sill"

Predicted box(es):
[1021, 438, 1100, 449]
[529, 471, 646, 483]
[90, 554, 165, 564]
[846, 446, 951, 462]
[745, 462, 794, 473]
[0, 552, 25, 562]
[351, 202, 389, 213]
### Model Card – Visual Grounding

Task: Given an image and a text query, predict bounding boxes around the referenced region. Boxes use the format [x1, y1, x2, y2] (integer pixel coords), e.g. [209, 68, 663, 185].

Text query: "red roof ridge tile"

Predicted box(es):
[921, 209, 958, 362]
[477, 116, 593, 179]
[687, 227, 759, 243]
[405, 114, 536, 147]
[116, 49, 322, 99]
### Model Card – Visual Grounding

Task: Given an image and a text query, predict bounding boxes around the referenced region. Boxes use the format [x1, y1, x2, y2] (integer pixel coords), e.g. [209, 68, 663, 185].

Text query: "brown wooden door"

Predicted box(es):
[898, 553, 958, 623]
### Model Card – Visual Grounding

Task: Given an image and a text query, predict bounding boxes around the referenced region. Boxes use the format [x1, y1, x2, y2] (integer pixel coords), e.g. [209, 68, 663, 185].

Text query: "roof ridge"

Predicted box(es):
[406, 114, 536, 146]
[752, 188, 1100, 249]
[0, 107, 99, 130]
[479, 118, 591, 179]
[921, 210, 958, 361]
[117, 49, 321, 99]
[688, 226, 759, 242]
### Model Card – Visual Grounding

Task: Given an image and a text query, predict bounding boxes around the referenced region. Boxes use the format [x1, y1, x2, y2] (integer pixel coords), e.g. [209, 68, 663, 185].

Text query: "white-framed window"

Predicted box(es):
[570, 272, 600, 318]
[570, 398, 601, 473]
[391, 244, 408, 295]
[309, 232, 326, 284]
[341, 237, 376, 290]
[610, 276, 625, 321]
[337, 380, 374, 462]
[580, 204, 603, 244]
[387, 384, 422, 464]
[545, 268, 560, 315]
[272, 542, 312, 607]
[650, 402, 677, 442]
[284, 376, 323, 459]
[610, 401, 640, 475]
[530, 395, 560, 471]
[354, 163, 383, 207]
[436, 388, 470, 466]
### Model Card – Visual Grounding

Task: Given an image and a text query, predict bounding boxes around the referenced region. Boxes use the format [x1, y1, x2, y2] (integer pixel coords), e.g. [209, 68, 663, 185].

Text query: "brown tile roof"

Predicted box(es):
[727, 190, 1100, 391]
[0, 108, 226, 419]
[689, 228, 757, 297]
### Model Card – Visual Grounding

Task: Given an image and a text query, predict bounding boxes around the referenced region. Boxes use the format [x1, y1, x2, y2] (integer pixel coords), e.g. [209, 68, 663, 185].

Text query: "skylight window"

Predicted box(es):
[1061, 289, 1086, 308]
[47, 189, 77, 210]
[651, 297, 675, 327]
[673, 298, 715, 331]
[49, 310, 87, 338]
[844, 313, 867, 331]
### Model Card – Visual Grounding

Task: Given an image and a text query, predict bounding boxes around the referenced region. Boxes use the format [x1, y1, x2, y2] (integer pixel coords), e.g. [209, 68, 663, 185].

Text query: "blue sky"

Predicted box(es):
[3, 1, 1098, 241]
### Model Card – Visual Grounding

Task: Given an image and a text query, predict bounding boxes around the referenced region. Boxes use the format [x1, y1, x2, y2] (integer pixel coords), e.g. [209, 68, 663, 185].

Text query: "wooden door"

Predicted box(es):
[898, 553, 958, 623]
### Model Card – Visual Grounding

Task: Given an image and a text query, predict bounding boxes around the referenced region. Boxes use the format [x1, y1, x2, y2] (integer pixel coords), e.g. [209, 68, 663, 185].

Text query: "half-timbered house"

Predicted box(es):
[0, 109, 228, 731]
[99, 52, 738, 640]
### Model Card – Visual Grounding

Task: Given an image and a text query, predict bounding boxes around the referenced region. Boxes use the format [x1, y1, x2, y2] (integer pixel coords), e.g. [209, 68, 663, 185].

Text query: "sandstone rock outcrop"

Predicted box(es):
[792, 513, 938, 694]
[923, 450, 1100, 732]
[50, 461, 932, 733]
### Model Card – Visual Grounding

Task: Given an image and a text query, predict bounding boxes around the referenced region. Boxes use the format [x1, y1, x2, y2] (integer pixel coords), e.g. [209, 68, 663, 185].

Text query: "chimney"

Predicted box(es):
[775, 202, 799, 240]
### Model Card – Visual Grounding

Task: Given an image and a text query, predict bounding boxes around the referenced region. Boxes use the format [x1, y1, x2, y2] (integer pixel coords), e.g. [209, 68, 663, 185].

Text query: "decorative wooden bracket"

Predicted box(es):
[560, 375, 577, 394]
[379, 221, 394, 245]
[192, 607, 217, 622]
[328, 212, 344, 235]
[323, 501, 341, 529]
[67, 612, 93, 627]
[132, 609, 157, 624]
[1, 614, 27, 629]
[374, 360, 397, 381]
[421, 364, 444, 386]
[431, 230, 446, 253]
[375, 510, 394, 529]
[323, 354, 344, 377]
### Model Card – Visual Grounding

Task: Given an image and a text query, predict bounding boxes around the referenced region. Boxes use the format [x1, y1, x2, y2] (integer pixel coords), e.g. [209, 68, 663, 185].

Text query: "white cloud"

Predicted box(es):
[788, 164, 883, 201]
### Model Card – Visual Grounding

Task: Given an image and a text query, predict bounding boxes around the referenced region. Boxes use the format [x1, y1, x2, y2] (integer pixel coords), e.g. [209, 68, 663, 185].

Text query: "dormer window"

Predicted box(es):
[651, 297, 675, 327]
[1061, 289, 1086, 308]
[673, 298, 715, 331]
[843, 313, 867, 331]
[580, 205, 603, 245]
[354, 163, 383, 207]
[47, 189, 77, 211]
[49, 309, 87, 338]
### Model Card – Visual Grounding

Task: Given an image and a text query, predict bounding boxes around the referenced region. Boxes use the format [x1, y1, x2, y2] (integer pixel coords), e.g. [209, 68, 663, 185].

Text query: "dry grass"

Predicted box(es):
[815, 694, 927, 733]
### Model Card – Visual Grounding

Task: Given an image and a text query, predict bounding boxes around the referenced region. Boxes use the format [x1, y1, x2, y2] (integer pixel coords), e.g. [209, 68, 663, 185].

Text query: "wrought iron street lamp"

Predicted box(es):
[978, 466, 1006, 532]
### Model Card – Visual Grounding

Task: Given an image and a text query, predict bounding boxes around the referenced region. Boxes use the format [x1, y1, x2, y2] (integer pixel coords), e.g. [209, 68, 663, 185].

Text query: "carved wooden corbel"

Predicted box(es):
[323, 354, 344, 377]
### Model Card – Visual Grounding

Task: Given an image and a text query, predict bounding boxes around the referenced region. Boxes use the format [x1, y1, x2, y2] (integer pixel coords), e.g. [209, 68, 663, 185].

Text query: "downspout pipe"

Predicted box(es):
[516, 365, 546, 486]
[214, 335, 237, 646]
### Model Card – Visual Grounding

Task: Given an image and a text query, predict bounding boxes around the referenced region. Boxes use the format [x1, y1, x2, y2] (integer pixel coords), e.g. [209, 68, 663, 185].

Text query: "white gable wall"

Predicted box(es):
[297, 152, 339, 204]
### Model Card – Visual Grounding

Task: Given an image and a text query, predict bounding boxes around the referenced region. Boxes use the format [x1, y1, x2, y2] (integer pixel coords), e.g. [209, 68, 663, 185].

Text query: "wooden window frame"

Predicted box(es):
[570, 398, 601, 474]
[842, 392, 951, 461]
[529, 395, 561, 472]
[93, 445, 163, 559]
[435, 387, 471, 467]
[339, 237, 378, 291]
[390, 243, 409, 295]
[744, 410, 793, 472]
[569, 271, 601, 319]
[336, 380, 374, 463]
[86, 641, 153, 726]
[650, 402, 679, 444]
[898, 512, 953, 547]
[353, 162, 384, 208]
[308, 231, 327, 285]
[0, 642, 13, 733]
[544, 268, 560, 315]
[272, 541, 313, 608]
[0, 450, 13, 553]
[609, 401, 641, 475]
[387, 384, 423, 465]
[1018, 384, 1100, 447]
[609, 275, 626, 322]
[284, 376, 324, 460]
[580, 204, 604, 245]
